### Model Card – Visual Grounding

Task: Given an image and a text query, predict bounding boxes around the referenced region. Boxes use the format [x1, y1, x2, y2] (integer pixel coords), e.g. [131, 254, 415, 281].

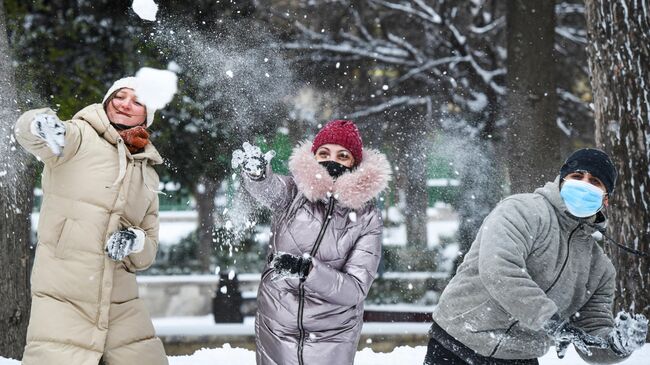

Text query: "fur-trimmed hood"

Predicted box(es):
[288, 141, 392, 210]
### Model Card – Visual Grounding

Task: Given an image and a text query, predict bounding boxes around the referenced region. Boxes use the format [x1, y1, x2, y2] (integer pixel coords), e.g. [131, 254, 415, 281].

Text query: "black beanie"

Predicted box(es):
[560, 148, 617, 194]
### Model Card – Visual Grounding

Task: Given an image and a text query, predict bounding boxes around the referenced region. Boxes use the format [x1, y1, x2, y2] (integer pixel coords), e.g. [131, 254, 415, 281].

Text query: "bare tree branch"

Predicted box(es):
[348, 95, 431, 118]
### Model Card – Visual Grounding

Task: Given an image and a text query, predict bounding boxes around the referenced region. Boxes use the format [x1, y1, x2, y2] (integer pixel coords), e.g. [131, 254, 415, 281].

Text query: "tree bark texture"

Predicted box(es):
[585, 0, 650, 321]
[506, 0, 562, 193]
[0, 0, 33, 359]
[194, 176, 219, 273]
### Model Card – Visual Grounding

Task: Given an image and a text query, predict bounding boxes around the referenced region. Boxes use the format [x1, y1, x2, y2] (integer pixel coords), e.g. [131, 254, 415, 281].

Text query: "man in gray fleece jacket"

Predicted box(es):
[425, 149, 647, 364]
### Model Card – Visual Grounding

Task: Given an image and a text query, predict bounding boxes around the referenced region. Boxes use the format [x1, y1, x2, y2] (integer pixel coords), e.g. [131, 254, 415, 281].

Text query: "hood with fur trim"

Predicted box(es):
[288, 141, 392, 210]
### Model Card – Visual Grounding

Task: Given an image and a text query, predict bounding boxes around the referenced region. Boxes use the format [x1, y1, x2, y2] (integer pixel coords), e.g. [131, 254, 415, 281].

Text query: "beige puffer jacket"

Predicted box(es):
[14, 104, 168, 365]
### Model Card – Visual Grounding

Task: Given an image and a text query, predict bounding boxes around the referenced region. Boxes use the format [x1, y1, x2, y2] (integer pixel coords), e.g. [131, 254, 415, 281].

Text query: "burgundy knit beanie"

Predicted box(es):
[311, 120, 363, 164]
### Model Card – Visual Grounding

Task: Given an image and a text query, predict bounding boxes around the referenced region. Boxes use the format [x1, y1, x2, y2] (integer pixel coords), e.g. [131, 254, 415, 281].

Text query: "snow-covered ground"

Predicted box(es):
[2, 344, 648, 364]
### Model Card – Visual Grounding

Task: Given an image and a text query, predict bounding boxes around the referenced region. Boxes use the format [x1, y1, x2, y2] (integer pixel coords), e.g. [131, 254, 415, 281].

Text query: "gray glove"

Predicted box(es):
[30, 113, 65, 156]
[231, 142, 275, 179]
[105, 228, 145, 261]
[608, 311, 648, 356]
[544, 314, 609, 358]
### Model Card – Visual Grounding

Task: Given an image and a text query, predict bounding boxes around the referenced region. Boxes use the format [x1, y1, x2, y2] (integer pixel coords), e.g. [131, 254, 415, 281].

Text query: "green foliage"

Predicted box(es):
[380, 246, 438, 272]
[366, 277, 430, 304]
[257, 132, 293, 175]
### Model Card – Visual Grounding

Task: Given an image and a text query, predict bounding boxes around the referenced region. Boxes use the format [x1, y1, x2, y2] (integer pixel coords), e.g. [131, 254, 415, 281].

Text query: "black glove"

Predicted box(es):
[105, 228, 145, 261]
[544, 314, 609, 358]
[269, 252, 312, 280]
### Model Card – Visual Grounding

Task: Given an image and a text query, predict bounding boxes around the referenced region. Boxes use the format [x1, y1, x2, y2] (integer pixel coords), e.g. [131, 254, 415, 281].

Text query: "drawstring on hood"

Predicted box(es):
[566, 212, 650, 258]
[112, 138, 127, 186]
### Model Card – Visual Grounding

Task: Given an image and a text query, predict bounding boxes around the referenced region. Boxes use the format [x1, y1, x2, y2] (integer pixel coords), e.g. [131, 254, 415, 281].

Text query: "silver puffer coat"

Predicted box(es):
[243, 141, 391, 365]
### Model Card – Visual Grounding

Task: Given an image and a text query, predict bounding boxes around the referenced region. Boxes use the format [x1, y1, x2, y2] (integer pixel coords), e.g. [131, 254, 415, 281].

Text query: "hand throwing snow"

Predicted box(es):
[544, 314, 609, 358]
[31, 113, 66, 156]
[608, 311, 648, 356]
[231, 142, 276, 180]
[105, 228, 145, 261]
[269, 252, 312, 280]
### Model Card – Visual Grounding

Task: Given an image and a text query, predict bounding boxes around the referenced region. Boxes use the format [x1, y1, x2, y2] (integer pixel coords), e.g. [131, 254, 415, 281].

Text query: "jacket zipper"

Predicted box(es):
[545, 223, 581, 294]
[489, 223, 582, 357]
[297, 196, 335, 365]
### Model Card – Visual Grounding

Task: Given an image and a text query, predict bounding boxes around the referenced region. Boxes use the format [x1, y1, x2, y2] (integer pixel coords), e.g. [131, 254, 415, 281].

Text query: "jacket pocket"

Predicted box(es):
[451, 298, 514, 333]
[55, 218, 74, 259]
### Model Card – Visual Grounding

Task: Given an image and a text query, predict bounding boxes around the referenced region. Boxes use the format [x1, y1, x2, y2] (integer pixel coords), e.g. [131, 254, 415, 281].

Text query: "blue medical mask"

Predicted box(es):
[560, 179, 606, 218]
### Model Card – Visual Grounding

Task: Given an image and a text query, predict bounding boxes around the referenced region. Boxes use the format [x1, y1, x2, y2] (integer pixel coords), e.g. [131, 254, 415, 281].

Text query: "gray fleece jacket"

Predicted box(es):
[432, 178, 627, 363]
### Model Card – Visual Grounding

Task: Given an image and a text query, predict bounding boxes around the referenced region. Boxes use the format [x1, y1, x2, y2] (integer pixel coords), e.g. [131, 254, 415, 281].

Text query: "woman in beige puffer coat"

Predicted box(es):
[14, 77, 168, 365]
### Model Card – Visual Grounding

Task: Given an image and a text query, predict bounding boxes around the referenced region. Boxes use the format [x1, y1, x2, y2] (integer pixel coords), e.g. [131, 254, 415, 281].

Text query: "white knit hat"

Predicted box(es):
[102, 77, 155, 127]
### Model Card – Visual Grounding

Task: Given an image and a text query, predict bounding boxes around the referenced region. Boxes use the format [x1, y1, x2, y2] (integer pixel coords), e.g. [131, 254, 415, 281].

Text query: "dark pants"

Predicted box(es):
[424, 322, 540, 365]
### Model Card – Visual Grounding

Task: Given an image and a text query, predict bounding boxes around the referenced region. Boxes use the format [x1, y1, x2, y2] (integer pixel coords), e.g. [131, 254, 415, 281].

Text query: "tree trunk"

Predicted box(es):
[506, 0, 562, 193]
[454, 139, 504, 270]
[0, 0, 33, 359]
[585, 0, 650, 321]
[194, 176, 219, 273]
[401, 136, 429, 249]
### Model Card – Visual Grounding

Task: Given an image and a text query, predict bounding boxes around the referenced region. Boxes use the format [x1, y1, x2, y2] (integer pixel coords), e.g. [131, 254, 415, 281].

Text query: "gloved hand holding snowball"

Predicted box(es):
[231, 142, 276, 180]
[543, 314, 609, 358]
[608, 311, 648, 356]
[31, 113, 66, 156]
[105, 228, 145, 261]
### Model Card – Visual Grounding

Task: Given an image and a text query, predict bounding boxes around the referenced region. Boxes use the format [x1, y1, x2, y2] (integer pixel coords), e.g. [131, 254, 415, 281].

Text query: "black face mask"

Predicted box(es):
[319, 160, 352, 178]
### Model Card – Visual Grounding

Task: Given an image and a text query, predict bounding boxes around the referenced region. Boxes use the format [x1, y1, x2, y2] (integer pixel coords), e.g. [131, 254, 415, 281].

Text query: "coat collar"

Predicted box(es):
[288, 141, 392, 210]
[72, 104, 162, 165]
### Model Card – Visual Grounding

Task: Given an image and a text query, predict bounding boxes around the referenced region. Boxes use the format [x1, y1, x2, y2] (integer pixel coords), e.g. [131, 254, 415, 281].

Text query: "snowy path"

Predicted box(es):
[1, 344, 648, 364]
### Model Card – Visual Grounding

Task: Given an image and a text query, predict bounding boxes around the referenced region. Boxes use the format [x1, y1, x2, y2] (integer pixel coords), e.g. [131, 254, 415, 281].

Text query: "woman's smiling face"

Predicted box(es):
[105, 88, 147, 127]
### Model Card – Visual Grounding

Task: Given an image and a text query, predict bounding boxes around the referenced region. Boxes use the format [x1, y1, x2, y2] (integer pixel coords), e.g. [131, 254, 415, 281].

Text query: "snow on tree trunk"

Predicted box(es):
[506, 0, 562, 193]
[195, 176, 219, 273]
[585, 0, 650, 322]
[0, 0, 33, 358]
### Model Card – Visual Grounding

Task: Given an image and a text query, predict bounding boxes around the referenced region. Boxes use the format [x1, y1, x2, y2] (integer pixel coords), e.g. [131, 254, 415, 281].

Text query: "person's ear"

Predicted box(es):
[603, 195, 609, 208]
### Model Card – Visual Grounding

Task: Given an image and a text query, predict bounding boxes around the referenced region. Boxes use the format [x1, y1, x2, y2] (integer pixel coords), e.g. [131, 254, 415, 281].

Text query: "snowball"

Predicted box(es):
[167, 61, 182, 73]
[134, 67, 178, 110]
[226, 70, 234, 78]
[132, 0, 158, 21]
